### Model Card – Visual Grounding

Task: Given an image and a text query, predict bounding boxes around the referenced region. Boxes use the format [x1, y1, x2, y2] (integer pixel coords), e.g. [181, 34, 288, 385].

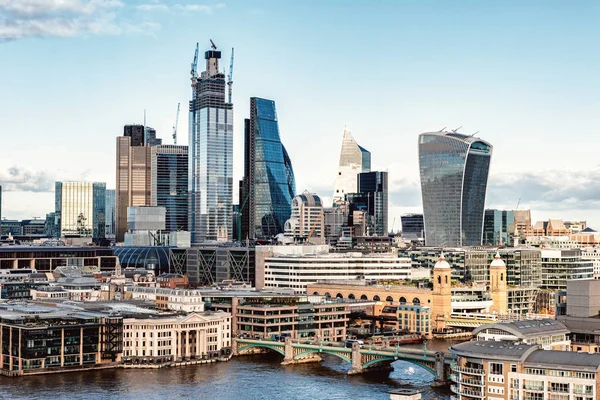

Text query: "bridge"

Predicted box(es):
[233, 338, 454, 385]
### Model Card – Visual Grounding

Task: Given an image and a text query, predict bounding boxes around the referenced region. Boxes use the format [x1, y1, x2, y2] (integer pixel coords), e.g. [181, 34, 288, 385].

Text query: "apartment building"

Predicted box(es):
[472, 319, 571, 351]
[451, 340, 600, 400]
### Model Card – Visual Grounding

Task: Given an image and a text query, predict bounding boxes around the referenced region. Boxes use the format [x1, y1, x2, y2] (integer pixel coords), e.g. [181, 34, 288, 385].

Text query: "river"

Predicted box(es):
[0, 340, 459, 400]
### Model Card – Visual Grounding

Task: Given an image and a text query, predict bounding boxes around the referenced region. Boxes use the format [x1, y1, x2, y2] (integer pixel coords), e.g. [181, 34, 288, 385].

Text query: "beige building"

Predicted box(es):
[472, 319, 571, 351]
[122, 311, 231, 363]
[284, 191, 325, 244]
[451, 340, 600, 400]
[126, 286, 205, 313]
[116, 127, 153, 242]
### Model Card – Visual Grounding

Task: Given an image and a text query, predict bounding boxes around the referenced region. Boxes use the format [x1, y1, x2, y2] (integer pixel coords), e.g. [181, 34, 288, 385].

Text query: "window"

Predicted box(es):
[489, 362, 503, 375]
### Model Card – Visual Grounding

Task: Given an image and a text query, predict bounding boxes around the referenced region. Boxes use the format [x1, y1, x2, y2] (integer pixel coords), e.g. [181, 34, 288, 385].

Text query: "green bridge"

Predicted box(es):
[233, 338, 454, 385]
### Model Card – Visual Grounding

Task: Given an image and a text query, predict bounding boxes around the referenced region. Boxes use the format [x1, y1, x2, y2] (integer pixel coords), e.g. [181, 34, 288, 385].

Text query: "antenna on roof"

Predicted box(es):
[438, 126, 447, 132]
[469, 131, 479, 137]
[210, 39, 217, 50]
[451, 126, 462, 133]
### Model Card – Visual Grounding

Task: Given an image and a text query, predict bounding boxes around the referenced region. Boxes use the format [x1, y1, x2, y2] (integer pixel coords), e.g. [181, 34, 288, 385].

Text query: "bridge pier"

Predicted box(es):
[281, 337, 321, 365]
[431, 351, 449, 386]
[348, 343, 363, 375]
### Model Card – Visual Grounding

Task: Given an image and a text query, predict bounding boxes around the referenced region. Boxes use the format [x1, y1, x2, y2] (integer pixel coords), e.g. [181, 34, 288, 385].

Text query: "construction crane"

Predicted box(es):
[307, 213, 323, 244]
[227, 48, 234, 104]
[210, 39, 217, 50]
[190, 42, 199, 80]
[172, 103, 180, 145]
[516, 197, 521, 210]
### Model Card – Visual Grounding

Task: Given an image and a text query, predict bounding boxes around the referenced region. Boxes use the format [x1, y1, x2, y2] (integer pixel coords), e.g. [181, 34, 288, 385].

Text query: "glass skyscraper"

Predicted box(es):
[346, 171, 388, 236]
[418, 132, 493, 247]
[333, 128, 371, 205]
[240, 97, 296, 240]
[105, 189, 116, 239]
[189, 45, 233, 244]
[55, 181, 106, 239]
[152, 145, 188, 232]
[483, 209, 515, 246]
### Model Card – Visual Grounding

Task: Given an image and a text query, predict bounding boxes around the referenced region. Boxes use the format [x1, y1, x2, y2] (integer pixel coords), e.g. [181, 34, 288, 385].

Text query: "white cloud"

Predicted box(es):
[0, 0, 152, 40]
[136, 2, 225, 14]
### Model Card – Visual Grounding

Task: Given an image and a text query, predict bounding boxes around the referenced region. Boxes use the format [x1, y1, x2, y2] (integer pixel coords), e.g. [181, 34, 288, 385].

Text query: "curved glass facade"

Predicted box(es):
[112, 246, 172, 274]
[245, 98, 296, 240]
[418, 132, 492, 247]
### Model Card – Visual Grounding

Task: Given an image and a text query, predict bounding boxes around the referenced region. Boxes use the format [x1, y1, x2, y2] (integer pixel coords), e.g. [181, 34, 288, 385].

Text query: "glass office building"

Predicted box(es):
[152, 145, 188, 232]
[189, 46, 233, 244]
[55, 181, 106, 239]
[418, 132, 492, 247]
[105, 189, 115, 239]
[240, 97, 296, 240]
[401, 214, 424, 240]
[483, 209, 515, 246]
[333, 128, 371, 204]
[346, 171, 388, 236]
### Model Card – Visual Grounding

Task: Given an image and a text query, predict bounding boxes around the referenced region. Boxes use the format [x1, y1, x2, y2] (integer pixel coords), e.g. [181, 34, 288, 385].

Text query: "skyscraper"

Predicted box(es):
[332, 128, 371, 205]
[116, 124, 155, 242]
[483, 209, 515, 246]
[151, 145, 188, 232]
[418, 131, 493, 247]
[346, 171, 388, 236]
[105, 189, 116, 240]
[0, 185, 2, 225]
[55, 181, 106, 239]
[189, 42, 233, 244]
[240, 97, 295, 241]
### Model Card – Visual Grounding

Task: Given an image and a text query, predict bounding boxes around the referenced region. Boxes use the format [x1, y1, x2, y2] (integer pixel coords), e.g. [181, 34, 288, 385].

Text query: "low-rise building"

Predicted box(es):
[122, 311, 231, 363]
[374, 303, 431, 338]
[451, 340, 600, 400]
[126, 286, 205, 313]
[472, 319, 571, 350]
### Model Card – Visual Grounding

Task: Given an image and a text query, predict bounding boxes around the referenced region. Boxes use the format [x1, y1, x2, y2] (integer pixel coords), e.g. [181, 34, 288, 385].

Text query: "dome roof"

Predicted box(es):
[434, 252, 451, 269]
[490, 251, 506, 268]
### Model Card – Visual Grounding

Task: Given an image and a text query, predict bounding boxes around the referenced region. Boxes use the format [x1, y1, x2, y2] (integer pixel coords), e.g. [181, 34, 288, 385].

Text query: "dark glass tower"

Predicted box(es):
[346, 171, 388, 236]
[240, 97, 296, 240]
[151, 145, 188, 232]
[483, 209, 515, 246]
[418, 132, 492, 247]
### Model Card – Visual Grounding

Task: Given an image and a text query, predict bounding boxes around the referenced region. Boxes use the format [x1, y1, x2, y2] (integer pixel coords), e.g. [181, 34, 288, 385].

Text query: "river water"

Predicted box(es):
[0, 341, 458, 400]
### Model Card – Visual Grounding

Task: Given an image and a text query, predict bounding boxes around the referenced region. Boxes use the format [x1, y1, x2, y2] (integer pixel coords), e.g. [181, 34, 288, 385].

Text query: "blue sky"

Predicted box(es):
[1, 0, 599, 228]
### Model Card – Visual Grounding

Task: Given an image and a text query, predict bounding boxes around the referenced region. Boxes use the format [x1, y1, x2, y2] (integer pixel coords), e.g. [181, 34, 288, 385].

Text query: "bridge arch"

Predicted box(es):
[237, 343, 285, 357]
[293, 350, 351, 364]
[362, 357, 436, 375]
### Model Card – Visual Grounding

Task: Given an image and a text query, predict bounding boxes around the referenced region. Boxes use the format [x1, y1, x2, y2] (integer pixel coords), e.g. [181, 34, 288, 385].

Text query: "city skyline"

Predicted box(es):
[1, 1, 599, 228]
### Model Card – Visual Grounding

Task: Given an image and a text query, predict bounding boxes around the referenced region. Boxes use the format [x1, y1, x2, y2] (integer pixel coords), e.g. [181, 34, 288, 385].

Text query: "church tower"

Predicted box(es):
[489, 251, 508, 315]
[431, 252, 452, 330]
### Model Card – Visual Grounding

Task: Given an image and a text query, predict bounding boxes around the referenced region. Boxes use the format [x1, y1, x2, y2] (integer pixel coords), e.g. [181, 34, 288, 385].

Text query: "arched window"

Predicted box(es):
[313, 292, 320, 296]
[445, 275, 448, 284]
[324, 292, 331, 298]
[412, 298, 421, 305]
[399, 297, 407, 304]
[348, 293, 355, 300]
[386, 296, 393, 302]
[360, 294, 368, 300]
[335, 293, 342, 299]
[373, 295, 381, 301]
[437, 275, 441, 285]
[500, 273, 504, 281]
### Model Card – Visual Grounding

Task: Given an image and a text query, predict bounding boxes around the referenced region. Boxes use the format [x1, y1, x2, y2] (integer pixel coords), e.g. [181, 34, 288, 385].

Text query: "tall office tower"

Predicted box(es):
[55, 181, 106, 239]
[483, 209, 515, 246]
[105, 189, 116, 240]
[401, 213, 425, 240]
[116, 124, 155, 242]
[151, 145, 188, 232]
[189, 43, 234, 244]
[144, 127, 162, 146]
[418, 131, 493, 247]
[346, 171, 388, 236]
[240, 98, 295, 241]
[0, 185, 2, 224]
[332, 128, 371, 205]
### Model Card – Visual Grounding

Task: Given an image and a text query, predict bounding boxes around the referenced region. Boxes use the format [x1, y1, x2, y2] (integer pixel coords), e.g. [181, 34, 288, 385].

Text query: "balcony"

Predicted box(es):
[451, 364, 486, 376]
[450, 374, 484, 387]
[451, 385, 485, 398]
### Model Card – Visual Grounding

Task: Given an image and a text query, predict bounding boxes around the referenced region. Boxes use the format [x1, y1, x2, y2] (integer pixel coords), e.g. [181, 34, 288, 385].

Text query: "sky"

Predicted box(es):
[1, 0, 599, 229]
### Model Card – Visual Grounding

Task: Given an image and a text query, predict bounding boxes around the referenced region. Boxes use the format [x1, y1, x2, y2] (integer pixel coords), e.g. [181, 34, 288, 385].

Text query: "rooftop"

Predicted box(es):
[451, 340, 538, 361]
[525, 349, 600, 371]
[472, 319, 569, 339]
